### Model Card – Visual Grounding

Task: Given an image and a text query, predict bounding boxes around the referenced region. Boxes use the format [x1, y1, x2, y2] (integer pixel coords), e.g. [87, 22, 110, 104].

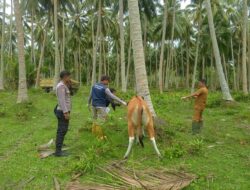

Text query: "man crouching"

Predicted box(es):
[88, 76, 127, 138]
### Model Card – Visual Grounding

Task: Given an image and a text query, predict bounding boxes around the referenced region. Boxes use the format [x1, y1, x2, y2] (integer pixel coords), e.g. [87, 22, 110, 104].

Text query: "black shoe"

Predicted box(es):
[54, 151, 69, 157]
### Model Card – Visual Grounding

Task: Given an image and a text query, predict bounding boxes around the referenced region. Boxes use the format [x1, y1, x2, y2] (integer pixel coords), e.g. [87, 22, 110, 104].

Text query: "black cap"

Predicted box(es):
[60, 70, 71, 79]
[101, 75, 110, 82]
[200, 79, 206, 85]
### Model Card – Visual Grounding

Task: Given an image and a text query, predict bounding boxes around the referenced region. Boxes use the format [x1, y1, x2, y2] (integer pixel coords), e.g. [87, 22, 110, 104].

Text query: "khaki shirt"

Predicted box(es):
[194, 87, 208, 110]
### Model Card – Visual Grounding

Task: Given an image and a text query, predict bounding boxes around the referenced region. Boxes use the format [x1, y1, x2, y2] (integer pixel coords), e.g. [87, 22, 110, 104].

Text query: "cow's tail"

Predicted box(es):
[136, 97, 144, 148]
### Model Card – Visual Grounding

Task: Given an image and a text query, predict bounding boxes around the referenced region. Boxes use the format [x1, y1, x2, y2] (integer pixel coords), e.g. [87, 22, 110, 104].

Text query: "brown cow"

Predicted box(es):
[124, 96, 161, 159]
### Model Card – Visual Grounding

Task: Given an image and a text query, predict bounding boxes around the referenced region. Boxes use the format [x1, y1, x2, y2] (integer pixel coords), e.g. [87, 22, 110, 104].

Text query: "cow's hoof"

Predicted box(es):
[158, 155, 163, 160]
[123, 156, 128, 160]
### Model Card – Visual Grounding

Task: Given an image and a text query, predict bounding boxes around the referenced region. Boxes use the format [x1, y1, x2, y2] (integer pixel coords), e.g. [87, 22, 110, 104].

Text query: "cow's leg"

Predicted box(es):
[147, 123, 161, 157]
[124, 122, 135, 159]
[124, 137, 134, 159]
[150, 137, 161, 157]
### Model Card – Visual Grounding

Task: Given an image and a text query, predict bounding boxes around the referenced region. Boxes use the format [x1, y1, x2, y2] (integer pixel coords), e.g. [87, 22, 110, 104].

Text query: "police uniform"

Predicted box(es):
[55, 81, 71, 155]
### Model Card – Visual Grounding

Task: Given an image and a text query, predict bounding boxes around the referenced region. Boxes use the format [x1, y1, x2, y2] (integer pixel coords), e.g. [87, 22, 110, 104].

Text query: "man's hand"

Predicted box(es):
[181, 96, 187, 100]
[121, 101, 127, 106]
[64, 112, 70, 120]
[87, 104, 91, 112]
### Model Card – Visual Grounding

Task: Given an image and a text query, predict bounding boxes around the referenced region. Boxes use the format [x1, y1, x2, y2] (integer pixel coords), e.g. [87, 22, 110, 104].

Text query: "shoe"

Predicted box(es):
[54, 150, 69, 157]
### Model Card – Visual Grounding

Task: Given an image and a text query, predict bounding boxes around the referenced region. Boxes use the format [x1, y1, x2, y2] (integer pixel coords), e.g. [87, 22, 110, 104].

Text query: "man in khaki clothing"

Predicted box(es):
[181, 79, 208, 134]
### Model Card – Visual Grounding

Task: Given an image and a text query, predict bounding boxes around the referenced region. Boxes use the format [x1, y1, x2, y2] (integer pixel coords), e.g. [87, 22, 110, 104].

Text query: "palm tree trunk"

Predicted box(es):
[165, 0, 176, 90]
[61, 15, 65, 70]
[126, 38, 132, 88]
[247, 21, 250, 92]
[181, 47, 184, 83]
[14, 0, 28, 103]
[103, 41, 107, 75]
[159, 0, 168, 93]
[205, 0, 233, 100]
[186, 43, 190, 88]
[202, 56, 205, 79]
[31, 9, 35, 66]
[242, 0, 248, 94]
[222, 53, 228, 84]
[237, 44, 241, 90]
[231, 37, 237, 91]
[98, 34, 103, 81]
[119, 0, 126, 92]
[0, 0, 6, 90]
[191, 35, 200, 93]
[143, 14, 147, 54]
[116, 46, 120, 88]
[35, 32, 46, 88]
[155, 46, 158, 82]
[128, 0, 156, 116]
[78, 44, 81, 84]
[91, 0, 101, 85]
[191, 5, 202, 93]
[210, 51, 214, 90]
[74, 51, 79, 81]
[53, 0, 60, 89]
[107, 42, 110, 76]
[8, 0, 13, 61]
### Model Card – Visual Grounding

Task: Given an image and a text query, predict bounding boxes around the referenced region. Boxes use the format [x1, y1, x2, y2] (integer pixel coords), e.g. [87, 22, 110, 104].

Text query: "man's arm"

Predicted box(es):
[105, 88, 127, 106]
[87, 89, 92, 111]
[88, 89, 92, 105]
[181, 89, 203, 100]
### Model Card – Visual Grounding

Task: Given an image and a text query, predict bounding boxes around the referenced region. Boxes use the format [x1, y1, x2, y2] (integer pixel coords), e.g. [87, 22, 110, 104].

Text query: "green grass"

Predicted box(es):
[0, 88, 250, 189]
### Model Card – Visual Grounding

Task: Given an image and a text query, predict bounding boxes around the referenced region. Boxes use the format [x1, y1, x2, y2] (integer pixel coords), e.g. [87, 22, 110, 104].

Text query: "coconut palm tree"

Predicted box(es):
[35, 22, 47, 88]
[14, 0, 28, 103]
[205, 0, 233, 101]
[159, 0, 168, 94]
[242, 0, 248, 94]
[53, 0, 60, 89]
[0, 0, 6, 90]
[119, 0, 126, 92]
[190, 1, 203, 93]
[128, 0, 156, 116]
[22, 0, 38, 66]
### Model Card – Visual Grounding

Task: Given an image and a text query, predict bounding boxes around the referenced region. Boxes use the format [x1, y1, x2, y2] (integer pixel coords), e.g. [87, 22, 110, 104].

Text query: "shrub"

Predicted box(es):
[15, 102, 35, 121]
[188, 138, 204, 155]
[0, 106, 6, 117]
[74, 146, 99, 174]
[234, 93, 250, 102]
[165, 143, 185, 160]
[73, 141, 111, 174]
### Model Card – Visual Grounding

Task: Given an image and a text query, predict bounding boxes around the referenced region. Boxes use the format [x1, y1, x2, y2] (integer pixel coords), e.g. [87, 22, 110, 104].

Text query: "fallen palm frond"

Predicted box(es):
[37, 139, 69, 158]
[38, 147, 69, 159]
[53, 177, 60, 190]
[66, 163, 195, 190]
[17, 176, 35, 189]
[37, 139, 54, 151]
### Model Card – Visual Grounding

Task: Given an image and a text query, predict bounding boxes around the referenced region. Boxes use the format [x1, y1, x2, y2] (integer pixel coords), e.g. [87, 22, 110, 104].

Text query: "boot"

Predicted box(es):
[200, 121, 204, 129]
[199, 120, 203, 132]
[192, 121, 200, 135]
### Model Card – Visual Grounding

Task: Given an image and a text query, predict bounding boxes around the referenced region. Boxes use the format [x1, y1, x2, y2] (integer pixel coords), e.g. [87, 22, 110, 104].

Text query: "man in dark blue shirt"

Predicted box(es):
[88, 76, 126, 120]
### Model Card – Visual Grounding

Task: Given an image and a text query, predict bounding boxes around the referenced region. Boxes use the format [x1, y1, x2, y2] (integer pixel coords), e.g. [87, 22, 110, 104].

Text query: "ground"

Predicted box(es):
[0, 88, 250, 189]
